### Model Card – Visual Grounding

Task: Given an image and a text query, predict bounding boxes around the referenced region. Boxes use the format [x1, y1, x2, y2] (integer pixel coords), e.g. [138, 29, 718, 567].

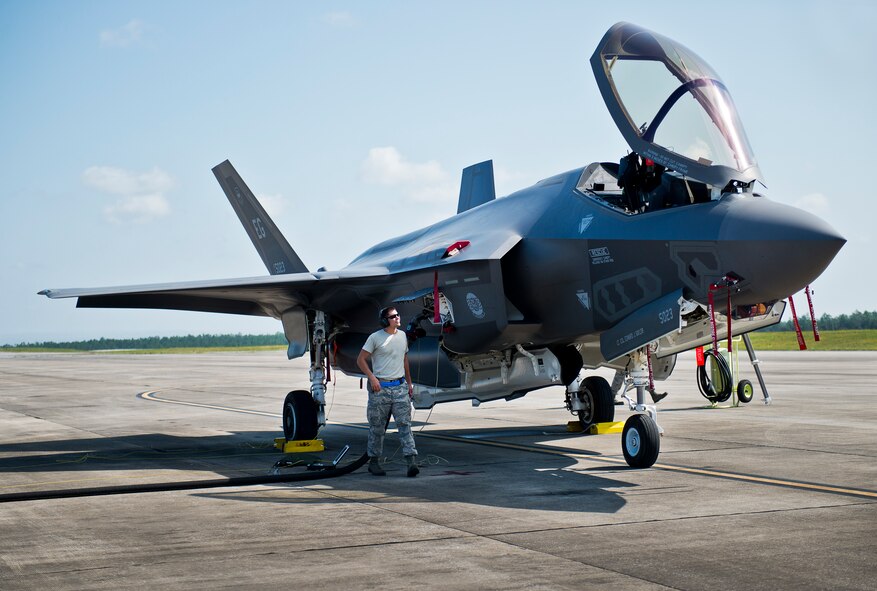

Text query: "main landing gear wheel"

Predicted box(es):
[737, 379, 754, 404]
[577, 376, 615, 431]
[283, 390, 319, 441]
[622, 413, 660, 468]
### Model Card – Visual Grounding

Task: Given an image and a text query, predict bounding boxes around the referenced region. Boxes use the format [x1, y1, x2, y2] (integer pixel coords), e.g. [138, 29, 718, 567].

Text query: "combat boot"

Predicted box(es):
[368, 457, 386, 476]
[405, 455, 419, 477]
[648, 387, 668, 404]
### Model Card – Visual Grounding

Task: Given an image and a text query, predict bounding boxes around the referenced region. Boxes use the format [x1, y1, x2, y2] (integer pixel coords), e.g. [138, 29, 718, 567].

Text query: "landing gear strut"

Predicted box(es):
[308, 311, 328, 429]
[282, 310, 328, 441]
[618, 347, 662, 468]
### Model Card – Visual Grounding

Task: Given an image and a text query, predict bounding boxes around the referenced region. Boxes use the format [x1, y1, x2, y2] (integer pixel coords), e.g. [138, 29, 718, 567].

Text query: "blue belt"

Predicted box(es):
[378, 378, 405, 388]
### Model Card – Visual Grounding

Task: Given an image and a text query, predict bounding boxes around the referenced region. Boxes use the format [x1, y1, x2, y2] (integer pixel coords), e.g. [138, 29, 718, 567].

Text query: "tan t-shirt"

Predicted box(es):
[362, 329, 408, 380]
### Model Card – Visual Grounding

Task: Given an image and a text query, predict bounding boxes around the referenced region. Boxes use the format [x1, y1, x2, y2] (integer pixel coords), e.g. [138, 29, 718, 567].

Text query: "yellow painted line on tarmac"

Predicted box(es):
[643, 464, 877, 498]
[140, 390, 877, 500]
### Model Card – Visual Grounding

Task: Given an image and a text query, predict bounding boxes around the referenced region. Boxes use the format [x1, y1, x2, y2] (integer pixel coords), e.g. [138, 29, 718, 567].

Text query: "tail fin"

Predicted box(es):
[212, 160, 308, 275]
[457, 160, 496, 214]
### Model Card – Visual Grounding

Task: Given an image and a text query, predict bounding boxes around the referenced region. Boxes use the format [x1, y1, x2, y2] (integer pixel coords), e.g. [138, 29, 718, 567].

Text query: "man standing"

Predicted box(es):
[356, 306, 419, 477]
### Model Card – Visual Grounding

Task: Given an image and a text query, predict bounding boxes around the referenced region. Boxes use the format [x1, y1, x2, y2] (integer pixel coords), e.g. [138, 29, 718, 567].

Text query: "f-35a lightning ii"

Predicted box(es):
[41, 23, 844, 468]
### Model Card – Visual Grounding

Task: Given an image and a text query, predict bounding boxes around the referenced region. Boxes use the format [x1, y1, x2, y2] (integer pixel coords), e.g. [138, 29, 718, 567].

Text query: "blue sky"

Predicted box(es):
[1, 1, 874, 344]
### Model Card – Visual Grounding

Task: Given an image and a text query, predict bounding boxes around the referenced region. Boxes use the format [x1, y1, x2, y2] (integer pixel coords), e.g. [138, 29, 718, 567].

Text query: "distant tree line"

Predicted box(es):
[4, 311, 876, 349]
[4, 333, 287, 350]
[762, 310, 877, 332]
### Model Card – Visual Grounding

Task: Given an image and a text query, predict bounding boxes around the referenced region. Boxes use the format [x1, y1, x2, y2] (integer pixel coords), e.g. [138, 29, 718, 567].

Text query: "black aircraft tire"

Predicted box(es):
[282, 390, 319, 441]
[737, 379, 754, 404]
[577, 376, 615, 430]
[622, 413, 660, 468]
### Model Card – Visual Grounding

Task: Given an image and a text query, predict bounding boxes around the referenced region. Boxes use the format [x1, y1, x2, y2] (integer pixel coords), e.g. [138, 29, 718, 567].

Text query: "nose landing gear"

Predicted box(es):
[565, 349, 661, 468]
[618, 347, 662, 468]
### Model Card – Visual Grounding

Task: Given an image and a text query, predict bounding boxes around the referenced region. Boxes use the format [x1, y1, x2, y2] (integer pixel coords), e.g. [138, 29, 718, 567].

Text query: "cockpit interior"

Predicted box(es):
[576, 157, 713, 215]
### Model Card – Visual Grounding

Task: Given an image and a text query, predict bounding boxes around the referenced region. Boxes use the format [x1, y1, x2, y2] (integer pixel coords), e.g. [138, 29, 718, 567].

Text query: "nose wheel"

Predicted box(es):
[622, 413, 660, 468]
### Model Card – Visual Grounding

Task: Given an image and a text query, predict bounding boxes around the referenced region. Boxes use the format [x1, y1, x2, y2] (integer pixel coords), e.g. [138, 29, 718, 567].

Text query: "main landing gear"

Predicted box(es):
[566, 375, 615, 431]
[282, 311, 328, 442]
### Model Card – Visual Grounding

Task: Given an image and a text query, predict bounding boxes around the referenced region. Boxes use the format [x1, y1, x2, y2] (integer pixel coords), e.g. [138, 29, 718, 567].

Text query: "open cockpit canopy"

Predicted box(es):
[591, 22, 763, 189]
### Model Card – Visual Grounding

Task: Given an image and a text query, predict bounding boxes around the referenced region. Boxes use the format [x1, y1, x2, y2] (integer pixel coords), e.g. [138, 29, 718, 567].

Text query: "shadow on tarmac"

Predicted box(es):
[0, 430, 285, 473]
[0, 423, 633, 514]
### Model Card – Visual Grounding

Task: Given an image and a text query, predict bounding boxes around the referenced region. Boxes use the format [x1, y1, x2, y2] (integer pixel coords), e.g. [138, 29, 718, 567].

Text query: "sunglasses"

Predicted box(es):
[386, 313, 400, 319]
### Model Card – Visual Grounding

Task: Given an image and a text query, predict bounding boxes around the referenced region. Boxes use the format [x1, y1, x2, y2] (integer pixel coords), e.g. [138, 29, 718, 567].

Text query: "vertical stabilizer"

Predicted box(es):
[457, 160, 496, 214]
[212, 160, 308, 275]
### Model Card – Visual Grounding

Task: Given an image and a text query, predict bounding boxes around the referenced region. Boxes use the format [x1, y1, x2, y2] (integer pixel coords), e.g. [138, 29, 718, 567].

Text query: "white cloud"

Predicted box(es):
[410, 184, 456, 204]
[104, 195, 170, 224]
[493, 165, 529, 197]
[82, 165, 174, 223]
[323, 11, 355, 27]
[257, 193, 286, 219]
[100, 20, 146, 48]
[361, 146, 447, 186]
[83, 166, 173, 195]
[360, 146, 454, 206]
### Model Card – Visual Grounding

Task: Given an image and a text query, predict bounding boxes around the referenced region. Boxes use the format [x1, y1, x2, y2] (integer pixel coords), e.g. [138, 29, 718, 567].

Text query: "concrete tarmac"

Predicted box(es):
[0, 350, 875, 590]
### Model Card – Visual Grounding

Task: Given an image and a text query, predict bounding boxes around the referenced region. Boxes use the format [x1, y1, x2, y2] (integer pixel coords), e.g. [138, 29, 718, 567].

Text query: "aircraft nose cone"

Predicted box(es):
[718, 196, 845, 304]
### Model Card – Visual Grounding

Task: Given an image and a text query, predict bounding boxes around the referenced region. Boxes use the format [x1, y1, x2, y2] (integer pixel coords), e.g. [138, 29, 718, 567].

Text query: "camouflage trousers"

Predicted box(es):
[367, 383, 417, 458]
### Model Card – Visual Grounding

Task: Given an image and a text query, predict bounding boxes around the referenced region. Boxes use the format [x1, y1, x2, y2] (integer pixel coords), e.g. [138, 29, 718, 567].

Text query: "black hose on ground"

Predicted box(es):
[0, 453, 369, 504]
[697, 349, 733, 403]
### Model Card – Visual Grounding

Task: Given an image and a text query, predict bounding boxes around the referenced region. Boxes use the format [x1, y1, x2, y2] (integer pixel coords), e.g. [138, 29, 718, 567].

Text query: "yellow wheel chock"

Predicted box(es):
[566, 420, 624, 434]
[273, 438, 325, 453]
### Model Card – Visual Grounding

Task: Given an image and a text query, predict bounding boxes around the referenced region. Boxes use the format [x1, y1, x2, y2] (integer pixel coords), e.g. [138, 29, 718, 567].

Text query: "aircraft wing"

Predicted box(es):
[41, 228, 523, 358]
[41, 156, 524, 358]
[39, 267, 389, 318]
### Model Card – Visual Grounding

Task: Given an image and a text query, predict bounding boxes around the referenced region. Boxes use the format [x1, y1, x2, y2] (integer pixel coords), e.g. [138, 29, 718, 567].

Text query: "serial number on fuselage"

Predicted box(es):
[658, 308, 674, 324]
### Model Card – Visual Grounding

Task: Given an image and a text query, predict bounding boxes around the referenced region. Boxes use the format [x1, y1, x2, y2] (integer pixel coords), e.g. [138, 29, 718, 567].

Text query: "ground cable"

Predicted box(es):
[0, 453, 368, 504]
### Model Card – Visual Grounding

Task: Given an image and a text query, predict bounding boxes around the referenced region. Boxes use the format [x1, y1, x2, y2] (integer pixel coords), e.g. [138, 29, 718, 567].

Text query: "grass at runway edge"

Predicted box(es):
[3, 331, 876, 353]
[743, 329, 876, 350]
[1, 345, 287, 354]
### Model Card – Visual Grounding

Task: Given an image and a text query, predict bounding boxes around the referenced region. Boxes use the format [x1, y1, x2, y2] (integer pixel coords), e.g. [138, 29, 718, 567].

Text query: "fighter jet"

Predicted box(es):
[41, 23, 844, 468]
